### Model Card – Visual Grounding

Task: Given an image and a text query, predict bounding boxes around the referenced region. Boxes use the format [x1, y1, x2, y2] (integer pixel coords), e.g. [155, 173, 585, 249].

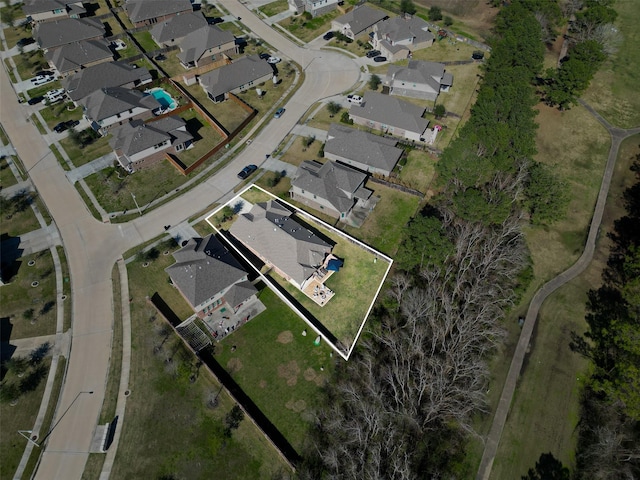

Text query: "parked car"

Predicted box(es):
[45, 93, 65, 105]
[237, 164, 257, 179]
[472, 50, 485, 60]
[274, 107, 285, 118]
[259, 53, 271, 60]
[45, 88, 65, 99]
[16, 37, 35, 47]
[154, 54, 166, 61]
[366, 50, 381, 58]
[27, 95, 44, 105]
[34, 70, 54, 77]
[53, 120, 79, 133]
[323, 31, 335, 40]
[347, 94, 363, 105]
[373, 56, 387, 63]
[112, 40, 126, 51]
[32, 75, 54, 85]
[267, 56, 281, 64]
[207, 17, 224, 24]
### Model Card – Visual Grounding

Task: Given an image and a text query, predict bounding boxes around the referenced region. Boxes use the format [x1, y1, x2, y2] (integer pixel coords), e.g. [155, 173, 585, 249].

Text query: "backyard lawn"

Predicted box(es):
[173, 108, 224, 167]
[215, 286, 337, 450]
[132, 31, 158, 53]
[397, 148, 437, 193]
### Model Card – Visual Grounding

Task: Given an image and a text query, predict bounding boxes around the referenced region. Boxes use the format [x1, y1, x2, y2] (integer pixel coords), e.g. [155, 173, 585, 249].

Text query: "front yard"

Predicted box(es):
[278, 10, 341, 43]
[58, 131, 112, 168]
[39, 102, 83, 129]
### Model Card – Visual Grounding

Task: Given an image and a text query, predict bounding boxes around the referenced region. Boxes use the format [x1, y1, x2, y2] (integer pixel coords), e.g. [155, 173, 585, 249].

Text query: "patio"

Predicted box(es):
[201, 291, 266, 341]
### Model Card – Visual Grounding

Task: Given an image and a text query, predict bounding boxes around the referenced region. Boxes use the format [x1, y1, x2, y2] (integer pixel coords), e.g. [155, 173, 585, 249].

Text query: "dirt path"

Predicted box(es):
[476, 101, 640, 480]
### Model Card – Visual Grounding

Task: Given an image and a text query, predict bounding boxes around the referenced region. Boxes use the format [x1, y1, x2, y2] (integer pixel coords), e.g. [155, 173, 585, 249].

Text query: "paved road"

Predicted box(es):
[476, 102, 640, 480]
[1, 4, 360, 479]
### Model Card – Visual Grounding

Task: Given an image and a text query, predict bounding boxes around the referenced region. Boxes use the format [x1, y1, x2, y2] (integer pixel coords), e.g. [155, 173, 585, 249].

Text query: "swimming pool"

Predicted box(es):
[147, 87, 177, 111]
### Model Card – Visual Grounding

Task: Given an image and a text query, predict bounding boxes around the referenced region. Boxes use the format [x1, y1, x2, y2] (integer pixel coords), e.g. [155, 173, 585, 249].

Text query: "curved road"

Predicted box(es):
[0, 5, 360, 478]
[476, 102, 640, 480]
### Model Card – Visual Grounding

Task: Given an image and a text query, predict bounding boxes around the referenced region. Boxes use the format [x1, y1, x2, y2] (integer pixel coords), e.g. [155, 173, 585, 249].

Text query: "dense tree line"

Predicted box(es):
[570, 151, 640, 479]
[297, 2, 557, 478]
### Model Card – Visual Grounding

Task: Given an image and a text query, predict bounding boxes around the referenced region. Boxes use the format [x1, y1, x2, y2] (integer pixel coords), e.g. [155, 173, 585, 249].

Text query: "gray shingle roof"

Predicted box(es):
[109, 115, 192, 156]
[224, 280, 258, 309]
[325, 123, 403, 173]
[333, 5, 388, 36]
[150, 11, 207, 44]
[387, 60, 445, 92]
[23, 0, 84, 15]
[292, 160, 367, 213]
[165, 234, 250, 308]
[125, 0, 192, 23]
[376, 14, 433, 44]
[349, 91, 429, 135]
[45, 39, 113, 75]
[199, 55, 273, 99]
[34, 17, 104, 49]
[177, 24, 235, 65]
[62, 61, 152, 100]
[80, 86, 160, 123]
[230, 200, 334, 286]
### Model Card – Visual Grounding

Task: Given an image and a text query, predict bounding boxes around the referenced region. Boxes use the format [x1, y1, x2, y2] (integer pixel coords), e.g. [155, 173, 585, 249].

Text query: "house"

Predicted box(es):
[370, 14, 434, 61]
[45, 39, 113, 77]
[177, 25, 237, 69]
[349, 91, 429, 142]
[165, 234, 257, 317]
[33, 17, 105, 50]
[385, 60, 453, 101]
[63, 61, 152, 101]
[324, 123, 404, 176]
[199, 55, 273, 103]
[80, 86, 162, 135]
[23, 0, 86, 23]
[125, 0, 193, 28]
[150, 11, 208, 47]
[230, 199, 334, 289]
[288, 0, 339, 18]
[109, 115, 193, 171]
[290, 160, 371, 219]
[330, 5, 388, 40]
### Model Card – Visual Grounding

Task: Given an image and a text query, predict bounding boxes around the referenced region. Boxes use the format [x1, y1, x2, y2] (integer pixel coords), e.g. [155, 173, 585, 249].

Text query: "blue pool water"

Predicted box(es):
[150, 88, 177, 110]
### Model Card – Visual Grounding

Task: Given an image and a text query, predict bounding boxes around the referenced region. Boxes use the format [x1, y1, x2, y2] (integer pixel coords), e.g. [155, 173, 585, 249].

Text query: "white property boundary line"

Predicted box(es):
[204, 185, 393, 360]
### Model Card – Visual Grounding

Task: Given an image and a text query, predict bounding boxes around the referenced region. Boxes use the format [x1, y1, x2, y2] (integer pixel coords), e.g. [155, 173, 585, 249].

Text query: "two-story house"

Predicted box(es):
[125, 0, 193, 28]
[23, 0, 86, 23]
[288, 0, 339, 18]
[199, 55, 274, 103]
[330, 5, 388, 40]
[177, 24, 237, 69]
[34, 17, 105, 51]
[149, 11, 208, 47]
[370, 14, 434, 61]
[63, 61, 152, 101]
[385, 60, 453, 101]
[45, 39, 113, 77]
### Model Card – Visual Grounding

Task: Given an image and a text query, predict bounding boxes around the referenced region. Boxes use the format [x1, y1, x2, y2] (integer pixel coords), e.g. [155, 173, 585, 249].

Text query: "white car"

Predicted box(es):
[32, 75, 54, 86]
[267, 56, 281, 64]
[45, 88, 65, 98]
[112, 40, 126, 51]
[347, 94, 363, 105]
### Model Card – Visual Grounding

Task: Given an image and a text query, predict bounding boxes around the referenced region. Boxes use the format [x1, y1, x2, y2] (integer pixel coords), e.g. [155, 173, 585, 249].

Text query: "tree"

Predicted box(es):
[223, 405, 244, 437]
[522, 452, 570, 480]
[395, 213, 454, 272]
[326, 101, 341, 117]
[524, 161, 570, 224]
[368, 74, 381, 91]
[67, 127, 83, 148]
[443, 16, 453, 27]
[400, 0, 416, 15]
[433, 104, 446, 118]
[428, 6, 442, 21]
[23, 308, 35, 321]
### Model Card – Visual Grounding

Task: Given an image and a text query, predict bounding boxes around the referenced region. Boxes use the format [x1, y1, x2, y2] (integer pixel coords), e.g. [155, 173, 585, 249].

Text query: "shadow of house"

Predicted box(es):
[184, 116, 205, 142]
[0, 317, 16, 381]
[0, 233, 24, 285]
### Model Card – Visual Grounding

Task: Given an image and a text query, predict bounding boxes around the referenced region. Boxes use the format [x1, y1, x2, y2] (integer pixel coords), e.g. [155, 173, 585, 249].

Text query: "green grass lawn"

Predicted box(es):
[0, 250, 57, 340]
[342, 182, 422, 256]
[58, 132, 112, 168]
[397, 148, 437, 193]
[279, 135, 324, 167]
[215, 286, 337, 450]
[173, 108, 224, 167]
[132, 31, 158, 53]
[39, 102, 83, 129]
[582, 0, 640, 128]
[258, 0, 290, 17]
[1, 157, 18, 188]
[2, 24, 31, 50]
[26, 79, 63, 99]
[217, 22, 245, 37]
[1, 194, 42, 237]
[102, 18, 124, 36]
[279, 10, 341, 43]
[9, 49, 48, 81]
[111, 252, 288, 479]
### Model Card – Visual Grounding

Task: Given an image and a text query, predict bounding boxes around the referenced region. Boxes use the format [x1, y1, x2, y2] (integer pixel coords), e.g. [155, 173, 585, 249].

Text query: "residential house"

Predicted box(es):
[290, 160, 371, 219]
[125, 0, 193, 28]
[324, 123, 403, 176]
[199, 55, 273, 103]
[109, 115, 193, 171]
[230, 199, 334, 289]
[370, 14, 434, 61]
[349, 91, 429, 142]
[288, 0, 339, 18]
[81, 86, 161, 135]
[23, 0, 86, 23]
[150, 11, 208, 47]
[177, 24, 236, 69]
[385, 60, 453, 101]
[330, 5, 388, 40]
[34, 17, 105, 50]
[63, 61, 152, 101]
[165, 234, 257, 317]
[45, 39, 113, 77]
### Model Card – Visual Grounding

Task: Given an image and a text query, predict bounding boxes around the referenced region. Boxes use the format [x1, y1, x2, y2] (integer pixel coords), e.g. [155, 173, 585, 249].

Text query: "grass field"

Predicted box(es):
[582, 0, 640, 128]
[215, 286, 336, 450]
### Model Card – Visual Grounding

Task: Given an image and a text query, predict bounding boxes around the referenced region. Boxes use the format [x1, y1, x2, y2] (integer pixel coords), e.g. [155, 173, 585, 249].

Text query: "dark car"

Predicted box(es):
[259, 53, 271, 60]
[373, 56, 387, 63]
[53, 120, 80, 133]
[237, 164, 258, 180]
[16, 37, 35, 47]
[366, 50, 381, 58]
[323, 31, 335, 40]
[27, 95, 44, 105]
[34, 70, 54, 77]
[207, 17, 224, 24]
[154, 54, 166, 61]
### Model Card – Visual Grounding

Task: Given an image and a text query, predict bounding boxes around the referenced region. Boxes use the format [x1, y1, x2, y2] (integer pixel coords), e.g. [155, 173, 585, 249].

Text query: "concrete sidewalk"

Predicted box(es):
[291, 124, 329, 142]
[66, 152, 116, 184]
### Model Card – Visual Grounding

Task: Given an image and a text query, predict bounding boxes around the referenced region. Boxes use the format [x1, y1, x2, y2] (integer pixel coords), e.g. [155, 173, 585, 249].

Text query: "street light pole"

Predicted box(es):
[131, 192, 142, 216]
[19, 390, 93, 447]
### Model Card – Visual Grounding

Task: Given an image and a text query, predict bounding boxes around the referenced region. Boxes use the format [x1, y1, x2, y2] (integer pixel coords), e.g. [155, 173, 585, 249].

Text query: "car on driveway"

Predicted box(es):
[237, 164, 257, 179]
[366, 50, 381, 58]
[154, 53, 166, 61]
[323, 31, 335, 40]
[373, 56, 387, 63]
[347, 94, 363, 105]
[45, 88, 65, 98]
[17, 37, 35, 48]
[53, 120, 79, 133]
[267, 56, 281, 64]
[259, 53, 271, 60]
[32, 75, 54, 85]
[34, 70, 54, 77]
[28, 95, 45, 105]
[274, 107, 285, 118]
